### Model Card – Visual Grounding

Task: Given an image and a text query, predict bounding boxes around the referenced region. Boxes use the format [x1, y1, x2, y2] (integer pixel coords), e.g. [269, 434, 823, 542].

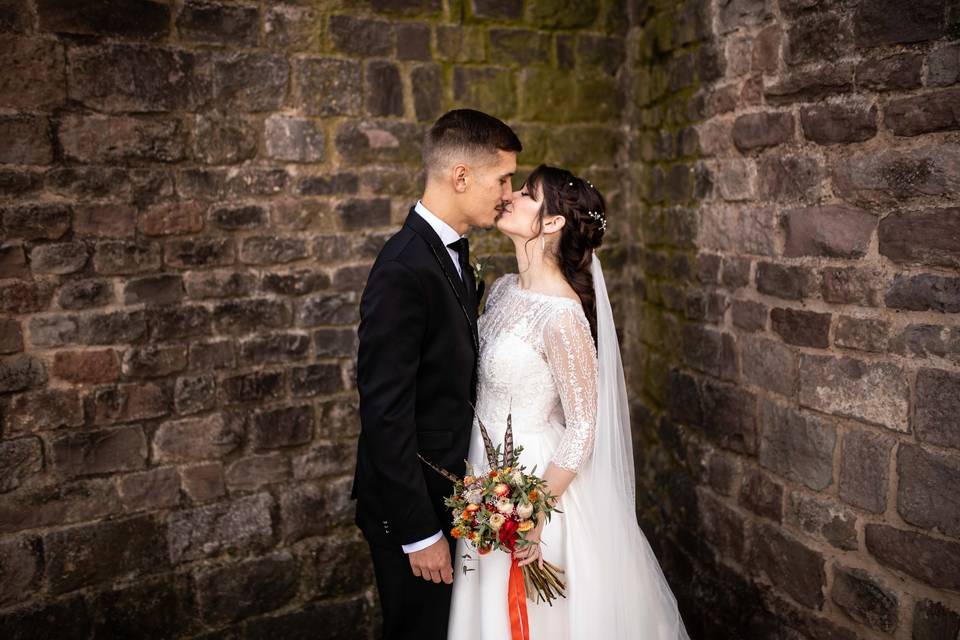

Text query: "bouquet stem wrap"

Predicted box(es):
[508, 557, 530, 640]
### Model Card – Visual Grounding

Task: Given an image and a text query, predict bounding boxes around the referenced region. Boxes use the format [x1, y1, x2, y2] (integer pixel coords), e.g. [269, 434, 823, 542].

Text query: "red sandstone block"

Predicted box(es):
[53, 349, 121, 384]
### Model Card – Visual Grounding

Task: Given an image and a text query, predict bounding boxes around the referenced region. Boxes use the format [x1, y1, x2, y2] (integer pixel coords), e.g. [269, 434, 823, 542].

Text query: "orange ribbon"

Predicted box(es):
[508, 557, 530, 640]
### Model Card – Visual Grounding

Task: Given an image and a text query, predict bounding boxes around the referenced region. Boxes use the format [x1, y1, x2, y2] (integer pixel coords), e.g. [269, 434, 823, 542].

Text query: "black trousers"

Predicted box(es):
[365, 534, 458, 640]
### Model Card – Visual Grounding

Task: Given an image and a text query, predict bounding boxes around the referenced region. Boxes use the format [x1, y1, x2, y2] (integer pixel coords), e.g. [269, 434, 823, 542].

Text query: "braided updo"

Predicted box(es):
[523, 164, 606, 345]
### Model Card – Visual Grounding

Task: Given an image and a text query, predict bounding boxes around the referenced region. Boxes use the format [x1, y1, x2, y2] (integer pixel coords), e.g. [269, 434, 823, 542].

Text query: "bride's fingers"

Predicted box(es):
[517, 547, 540, 567]
[521, 545, 539, 559]
[515, 540, 538, 558]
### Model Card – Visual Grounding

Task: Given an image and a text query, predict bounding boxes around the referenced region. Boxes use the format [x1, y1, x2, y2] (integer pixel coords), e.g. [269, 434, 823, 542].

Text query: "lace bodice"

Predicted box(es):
[475, 274, 599, 472]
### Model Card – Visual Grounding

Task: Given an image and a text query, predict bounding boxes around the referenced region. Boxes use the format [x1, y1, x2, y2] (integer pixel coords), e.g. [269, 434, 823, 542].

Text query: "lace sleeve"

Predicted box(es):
[543, 304, 599, 472]
[481, 274, 511, 314]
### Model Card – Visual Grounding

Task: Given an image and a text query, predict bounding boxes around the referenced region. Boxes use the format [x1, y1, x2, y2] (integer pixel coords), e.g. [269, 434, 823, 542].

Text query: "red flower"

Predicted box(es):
[498, 518, 519, 550]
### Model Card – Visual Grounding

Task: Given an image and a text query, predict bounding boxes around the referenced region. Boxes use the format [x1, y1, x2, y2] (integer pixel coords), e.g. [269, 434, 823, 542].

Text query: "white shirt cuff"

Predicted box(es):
[401, 530, 443, 554]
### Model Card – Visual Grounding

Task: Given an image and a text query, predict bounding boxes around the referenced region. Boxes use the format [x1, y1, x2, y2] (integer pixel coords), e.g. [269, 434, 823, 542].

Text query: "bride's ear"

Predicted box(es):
[544, 214, 565, 234]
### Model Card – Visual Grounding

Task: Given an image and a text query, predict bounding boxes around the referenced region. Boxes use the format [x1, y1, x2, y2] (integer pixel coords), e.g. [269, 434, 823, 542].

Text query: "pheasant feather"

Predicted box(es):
[503, 406, 514, 466]
[476, 413, 499, 469]
[417, 454, 461, 484]
[470, 401, 499, 468]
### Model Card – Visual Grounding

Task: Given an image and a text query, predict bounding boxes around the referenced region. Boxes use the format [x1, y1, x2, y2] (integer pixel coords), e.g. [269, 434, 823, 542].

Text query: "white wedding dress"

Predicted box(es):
[448, 263, 690, 639]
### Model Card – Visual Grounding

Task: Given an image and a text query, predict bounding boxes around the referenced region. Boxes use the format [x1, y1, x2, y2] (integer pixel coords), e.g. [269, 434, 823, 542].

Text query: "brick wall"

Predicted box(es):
[4, 0, 959, 637]
[626, 0, 960, 637]
[0, 0, 628, 637]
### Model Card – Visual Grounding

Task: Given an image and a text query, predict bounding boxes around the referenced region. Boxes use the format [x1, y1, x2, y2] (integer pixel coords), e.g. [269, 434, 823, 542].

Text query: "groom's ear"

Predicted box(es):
[452, 164, 469, 193]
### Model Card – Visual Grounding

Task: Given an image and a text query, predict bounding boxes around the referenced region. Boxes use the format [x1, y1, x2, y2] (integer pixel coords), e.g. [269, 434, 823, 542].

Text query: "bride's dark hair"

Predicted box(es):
[522, 164, 606, 345]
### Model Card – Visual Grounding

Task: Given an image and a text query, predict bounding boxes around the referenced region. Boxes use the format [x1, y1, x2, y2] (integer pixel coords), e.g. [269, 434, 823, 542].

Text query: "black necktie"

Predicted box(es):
[447, 238, 470, 285]
[447, 237, 477, 313]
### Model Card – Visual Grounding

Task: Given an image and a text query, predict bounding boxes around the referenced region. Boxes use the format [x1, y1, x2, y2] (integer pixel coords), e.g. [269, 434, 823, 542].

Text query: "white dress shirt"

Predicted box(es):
[414, 200, 467, 281]
[401, 202, 466, 554]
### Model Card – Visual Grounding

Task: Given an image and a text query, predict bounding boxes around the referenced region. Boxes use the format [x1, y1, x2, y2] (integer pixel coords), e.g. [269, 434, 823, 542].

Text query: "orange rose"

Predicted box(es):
[518, 519, 534, 532]
[465, 503, 480, 513]
[529, 490, 538, 501]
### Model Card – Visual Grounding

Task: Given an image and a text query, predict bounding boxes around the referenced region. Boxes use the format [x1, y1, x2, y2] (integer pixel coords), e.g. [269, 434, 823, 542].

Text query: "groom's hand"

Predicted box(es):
[408, 537, 453, 584]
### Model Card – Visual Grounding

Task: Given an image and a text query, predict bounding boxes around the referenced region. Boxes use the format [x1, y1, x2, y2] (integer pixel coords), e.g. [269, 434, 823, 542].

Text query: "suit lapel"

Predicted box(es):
[405, 210, 468, 296]
[404, 209, 479, 354]
[462, 260, 479, 331]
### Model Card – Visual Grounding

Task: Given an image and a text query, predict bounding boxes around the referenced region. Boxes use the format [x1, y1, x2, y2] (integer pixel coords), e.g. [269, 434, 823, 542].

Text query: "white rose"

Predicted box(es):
[489, 513, 505, 531]
[516, 503, 534, 520]
[496, 499, 514, 515]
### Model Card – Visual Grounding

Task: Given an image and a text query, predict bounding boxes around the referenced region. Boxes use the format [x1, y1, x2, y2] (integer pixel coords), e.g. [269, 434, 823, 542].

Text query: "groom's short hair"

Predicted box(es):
[423, 109, 522, 179]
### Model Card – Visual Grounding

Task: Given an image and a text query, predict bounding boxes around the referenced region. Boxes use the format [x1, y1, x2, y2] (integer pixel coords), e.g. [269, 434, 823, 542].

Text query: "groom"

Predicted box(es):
[352, 109, 522, 639]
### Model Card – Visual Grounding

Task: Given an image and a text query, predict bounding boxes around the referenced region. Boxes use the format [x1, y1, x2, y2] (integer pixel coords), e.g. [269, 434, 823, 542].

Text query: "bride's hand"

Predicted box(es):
[515, 517, 546, 569]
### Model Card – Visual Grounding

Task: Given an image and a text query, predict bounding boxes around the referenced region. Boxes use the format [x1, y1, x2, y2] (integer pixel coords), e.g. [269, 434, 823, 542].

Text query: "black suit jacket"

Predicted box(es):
[352, 208, 479, 548]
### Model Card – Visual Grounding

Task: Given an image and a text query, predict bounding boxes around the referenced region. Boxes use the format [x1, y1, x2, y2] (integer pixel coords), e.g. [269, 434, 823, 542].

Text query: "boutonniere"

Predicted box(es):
[472, 258, 488, 307]
[471, 258, 488, 283]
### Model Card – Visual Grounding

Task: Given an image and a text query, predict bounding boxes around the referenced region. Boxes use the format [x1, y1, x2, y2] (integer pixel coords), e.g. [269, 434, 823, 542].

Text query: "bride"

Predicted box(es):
[448, 165, 691, 639]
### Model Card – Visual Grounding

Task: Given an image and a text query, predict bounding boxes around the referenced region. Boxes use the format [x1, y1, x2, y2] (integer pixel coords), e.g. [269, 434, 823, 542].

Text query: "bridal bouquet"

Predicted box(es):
[419, 411, 566, 609]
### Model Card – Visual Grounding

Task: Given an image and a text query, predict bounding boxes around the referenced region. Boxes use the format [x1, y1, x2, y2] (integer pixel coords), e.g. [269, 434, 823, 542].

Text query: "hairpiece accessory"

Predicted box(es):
[586, 209, 607, 232]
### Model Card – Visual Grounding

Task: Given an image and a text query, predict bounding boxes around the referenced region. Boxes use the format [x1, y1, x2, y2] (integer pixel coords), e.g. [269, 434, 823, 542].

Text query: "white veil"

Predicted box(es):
[561, 253, 691, 639]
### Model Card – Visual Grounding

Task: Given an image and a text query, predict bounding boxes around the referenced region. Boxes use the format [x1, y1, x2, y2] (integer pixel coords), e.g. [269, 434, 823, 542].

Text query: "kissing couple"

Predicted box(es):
[351, 109, 691, 640]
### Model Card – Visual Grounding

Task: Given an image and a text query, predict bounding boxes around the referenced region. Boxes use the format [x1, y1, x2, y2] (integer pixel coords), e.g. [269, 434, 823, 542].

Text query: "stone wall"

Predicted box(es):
[626, 0, 960, 637]
[0, 0, 628, 637]
[4, 0, 959, 637]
